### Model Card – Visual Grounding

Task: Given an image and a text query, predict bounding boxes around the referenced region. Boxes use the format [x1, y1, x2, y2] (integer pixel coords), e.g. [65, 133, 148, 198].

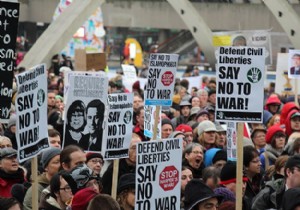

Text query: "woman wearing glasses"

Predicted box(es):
[86, 152, 104, 176]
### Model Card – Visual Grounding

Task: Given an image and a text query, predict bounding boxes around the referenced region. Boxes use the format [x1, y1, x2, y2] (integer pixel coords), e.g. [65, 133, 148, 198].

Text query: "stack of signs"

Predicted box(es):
[15, 64, 49, 162]
[0, 2, 19, 122]
[144, 105, 161, 140]
[216, 46, 265, 123]
[145, 54, 178, 106]
[63, 72, 108, 152]
[135, 138, 182, 210]
[102, 93, 134, 159]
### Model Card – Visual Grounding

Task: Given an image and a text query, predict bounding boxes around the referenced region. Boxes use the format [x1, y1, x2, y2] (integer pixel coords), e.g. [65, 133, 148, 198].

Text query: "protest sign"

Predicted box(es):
[275, 53, 294, 96]
[145, 53, 178, 106]
[135, 138, 182, 210]
[144, 105, 161, 139]
[63, 72, 108, 152]
[216, 46, 265, 123]
[121, 64, 137, 81]
[288, 49, 300, 79]
[226, 122, 237, 161]
[0, 2, 19, 123]
[213, 30, 272, 65]
[15, 64, 49, 162]
[102, 93, 133, 159]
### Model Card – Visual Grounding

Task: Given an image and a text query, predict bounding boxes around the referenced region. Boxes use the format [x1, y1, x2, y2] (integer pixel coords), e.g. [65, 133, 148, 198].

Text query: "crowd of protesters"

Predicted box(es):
[1, 56, 300, 210]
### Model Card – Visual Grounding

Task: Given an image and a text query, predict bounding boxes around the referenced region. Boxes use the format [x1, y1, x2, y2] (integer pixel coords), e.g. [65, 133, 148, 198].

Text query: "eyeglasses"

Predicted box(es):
[89, 159, 104, 165]
[60, 185, 72, 192]
[191, 151, 203, 155]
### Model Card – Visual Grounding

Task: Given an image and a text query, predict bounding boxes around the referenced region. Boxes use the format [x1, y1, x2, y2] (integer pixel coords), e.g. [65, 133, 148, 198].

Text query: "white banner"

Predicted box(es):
[135, 138, 182, 210]
[15, 64, 49, 162]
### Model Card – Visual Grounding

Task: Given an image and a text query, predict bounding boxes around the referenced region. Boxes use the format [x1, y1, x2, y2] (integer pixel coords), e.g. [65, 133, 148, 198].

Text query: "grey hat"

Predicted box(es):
[7, 114, 16, 128]
[168, 131, 185, 139]
[41, 147, 61, 168]
[197, 120, 217, 136]
[180, 101, 191, 107]
[190, 107, 200, 116]
[0, 147, 17, 159]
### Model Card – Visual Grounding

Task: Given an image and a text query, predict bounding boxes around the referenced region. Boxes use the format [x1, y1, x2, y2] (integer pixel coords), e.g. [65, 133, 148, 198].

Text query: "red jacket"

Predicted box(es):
[0, 168, 25, 197]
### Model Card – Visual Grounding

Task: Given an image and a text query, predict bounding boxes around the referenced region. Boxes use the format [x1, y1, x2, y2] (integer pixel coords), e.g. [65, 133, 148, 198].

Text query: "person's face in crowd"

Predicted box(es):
[55, 98, 63, 109]
[0, 155, 19, 174]
[216, 131, 226, 148]
[87, 107, 100, 137]
[161, 124, 173, 139]
[49, 135, 61, 148]
[197, 198, 219, 210]
[56, 177, 73, 205]
[48, 92, 56, 108]
[268, 104, 280, 114]
[199, 92, 208, 106]
[86, 178, 101, 193]
[197, 114, 209, 123]
[203, 131, 216, 145]
[136, 109, 144, 129]
[133, 96, 143, 111]
[87, 158, 104, 175]
[179, 87, 187, 98]
[274, 133, 286, 149]
[208, 111, 215, 122]
[292, 55, 300, 67]
[213, 160, 227, 170]
[247, 156, 261, 177]
[181, 106, 190, 117]
[208, 93, 216, 105]
[126, 189, 135, 208]
[63, 150, 86, 171]
[10, 125, 16, 134]
[253, 131, 266, 149]
[184, 131, 194, 145]
[181, 168, 193, 193]
[291, 116, 300, 131]
[176, 134, 186, 149]
[45, 155, 60, 177]
[70, 110, 85, 131]
[192, 97, 200, 107]
[0, 139, 12, 148]
[205, 176, 220, 190]
[185, 146, 203, 169]
[128, 137, 142, 164]
[274, 115, 280, 125]
[287, 167, 300, 188]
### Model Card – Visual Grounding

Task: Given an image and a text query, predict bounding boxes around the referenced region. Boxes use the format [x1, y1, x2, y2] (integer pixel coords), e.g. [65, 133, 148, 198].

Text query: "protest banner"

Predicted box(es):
[145, 53, 178, 106]
[15, 64, 49, 162]
[216, 46, 265, 123]
[102, 93, 133, 159]
[135, 138, 182, 210]
[226, 122, 237, 161]
[0, 1, 19, 123]
[122, 64, 137, 81]
[63, 72, 108, 152]
[144, 105, 161, 139]
[213, 30, 272, 65]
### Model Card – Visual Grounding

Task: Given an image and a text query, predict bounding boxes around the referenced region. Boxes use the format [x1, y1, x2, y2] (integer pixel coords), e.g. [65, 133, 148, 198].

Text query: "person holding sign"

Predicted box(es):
[80, 99, 105, 151]
[290, 54, 300, 75]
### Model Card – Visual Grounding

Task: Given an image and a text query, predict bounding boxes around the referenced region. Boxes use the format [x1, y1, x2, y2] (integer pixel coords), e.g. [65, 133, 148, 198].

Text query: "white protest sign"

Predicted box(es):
[226, 122, 237, 161]
[216, 47, 265, 123]
[63, 72, 108, 152]
[15, 64, 49, 162]
[144, 105, 161, 139]
[102, 93, 133, 160]
[122, 64, 137, 80]
[275, 53, 294, 96]
[135, 138, 182, 210]
[145, 53, 178, 106]
[288, 49, 300, 79]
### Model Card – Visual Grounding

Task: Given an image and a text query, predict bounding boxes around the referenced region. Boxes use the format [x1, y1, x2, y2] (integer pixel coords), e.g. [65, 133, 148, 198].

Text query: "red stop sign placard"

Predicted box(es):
[161, 71, 174, 86]
[159, 165, 179, 191]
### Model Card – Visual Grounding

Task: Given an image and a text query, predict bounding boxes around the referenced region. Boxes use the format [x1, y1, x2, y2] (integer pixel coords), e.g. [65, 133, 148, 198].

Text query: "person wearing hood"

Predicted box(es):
[265, 95, 281, 115]
[280, 102, 299, 126]
[285, 110, 300, 138]
[260, 125, 286, 171]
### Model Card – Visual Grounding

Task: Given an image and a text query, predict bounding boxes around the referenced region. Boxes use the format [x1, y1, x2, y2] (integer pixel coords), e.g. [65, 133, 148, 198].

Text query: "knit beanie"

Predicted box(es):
[117, 173, 135, 194]
[86, 152, 103, 163]
[265, 125, 284, 144]
[214, 187, 235, 202]
[71, 188, 98, 210]
[40, 147, 61, 169]
[162, 118, 174, 130]
[212, 150, 227, 164]
[176, 124, 193, 133]
[8, 114, 16, 128]
[219, 161, 248, 185]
